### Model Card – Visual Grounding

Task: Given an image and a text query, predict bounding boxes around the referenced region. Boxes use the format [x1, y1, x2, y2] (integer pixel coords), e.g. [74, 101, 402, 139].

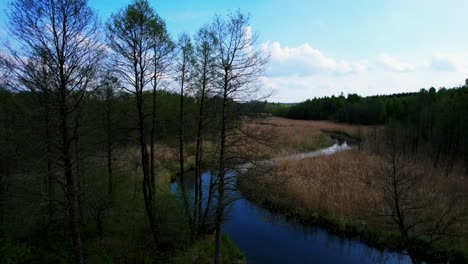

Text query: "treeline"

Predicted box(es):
[0, 0, 268, 263]
[275, 87, 465, 125]
[0, 88, 204, 147]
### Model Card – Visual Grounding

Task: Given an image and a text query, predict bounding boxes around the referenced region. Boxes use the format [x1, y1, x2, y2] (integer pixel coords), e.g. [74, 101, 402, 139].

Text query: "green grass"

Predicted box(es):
[163, 235, 245, 264]
[0, 155, 245, 264]
[0, 239, 31, 264]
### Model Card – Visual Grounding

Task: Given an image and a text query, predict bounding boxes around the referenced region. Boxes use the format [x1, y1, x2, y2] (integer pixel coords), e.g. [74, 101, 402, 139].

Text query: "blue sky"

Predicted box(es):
[2, 0, 468, 102]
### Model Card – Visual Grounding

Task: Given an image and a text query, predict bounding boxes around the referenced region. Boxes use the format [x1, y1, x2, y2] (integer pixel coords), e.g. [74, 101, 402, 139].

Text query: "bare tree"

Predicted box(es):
[106, 0, 167, 244]
[373, 127, 465, 263]
[0, 78, 18, 227]
[93, 73, 121, 197]
[211, 11, 269, 263]
[105, 80, 115, 197]
[176, 33, 194, 184]
[8, 0, 103, 262]
[87, 189, 112, 241]
[193, 25, 218, 233]
[11, 57, 59, 222]
[149, 18, 174, 195]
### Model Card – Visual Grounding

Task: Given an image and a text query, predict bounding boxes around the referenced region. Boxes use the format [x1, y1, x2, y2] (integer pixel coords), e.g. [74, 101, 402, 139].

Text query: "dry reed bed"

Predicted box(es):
[240, 148, 468, 261]
[260, 117, 378, 137]
[246, 147, 467, 226]
[243, 118, 337, 156]
[258, 150, 379, 219]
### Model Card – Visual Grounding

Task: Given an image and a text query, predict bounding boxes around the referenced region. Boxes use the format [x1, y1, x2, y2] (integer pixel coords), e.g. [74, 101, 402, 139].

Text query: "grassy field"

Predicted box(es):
[238, 117, 468, 263]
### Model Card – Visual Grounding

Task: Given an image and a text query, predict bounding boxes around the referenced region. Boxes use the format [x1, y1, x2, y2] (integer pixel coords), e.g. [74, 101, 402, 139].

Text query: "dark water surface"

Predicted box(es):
[173, 143, 411, 264]
[223, 191, 410, 264]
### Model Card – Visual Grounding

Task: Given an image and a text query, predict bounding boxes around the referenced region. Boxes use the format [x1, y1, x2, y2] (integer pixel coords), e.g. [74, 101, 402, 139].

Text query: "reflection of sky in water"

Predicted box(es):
[224, 196, 410, 264]
[172, 143, 411, 264]
[237, 142, 352, 173]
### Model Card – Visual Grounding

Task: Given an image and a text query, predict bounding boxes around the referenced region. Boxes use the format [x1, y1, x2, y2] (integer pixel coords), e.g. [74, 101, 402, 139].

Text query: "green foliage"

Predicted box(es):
[0, 84, 246, 263]
[0, 239, 30, 264]
[165, 235, 245, 264]
[0, 224, 72, 264]
[264, 102, 290, 116]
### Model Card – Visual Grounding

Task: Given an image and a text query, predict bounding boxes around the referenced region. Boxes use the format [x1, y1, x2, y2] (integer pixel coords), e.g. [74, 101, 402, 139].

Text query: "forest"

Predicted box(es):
[0, 0, 467, 264]
[0, 0, 267, 263]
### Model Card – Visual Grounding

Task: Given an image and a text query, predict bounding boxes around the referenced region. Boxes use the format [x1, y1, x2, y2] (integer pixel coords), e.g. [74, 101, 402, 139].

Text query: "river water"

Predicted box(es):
[172, 143, 412, 263]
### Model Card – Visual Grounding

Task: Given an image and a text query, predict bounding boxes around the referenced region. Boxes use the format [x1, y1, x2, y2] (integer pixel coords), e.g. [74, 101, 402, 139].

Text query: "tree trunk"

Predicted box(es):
[194, 65, 207, 230]
[74, 118, 83, 224]
[60, 98, 83, 264]
[43, 105, 55, 222]
[137, 86, 158, 244]
[150, 55, 159, 195]
[179, 70, 185, 184]
[106, 96, 113, 196]
[215, 84, 228, 264]
[98, 214, 103, 241]
[107, 139, 113, 196]
[202, 173, 215, 223]
[150, 89, 156, 193]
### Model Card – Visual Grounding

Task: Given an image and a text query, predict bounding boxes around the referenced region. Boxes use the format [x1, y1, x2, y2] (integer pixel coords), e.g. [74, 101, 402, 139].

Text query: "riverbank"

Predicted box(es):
[154, 169, 245, 264]
[139, 149, 245, 263]
[0, 144, 245, 263]
[237, 147, 467, 263]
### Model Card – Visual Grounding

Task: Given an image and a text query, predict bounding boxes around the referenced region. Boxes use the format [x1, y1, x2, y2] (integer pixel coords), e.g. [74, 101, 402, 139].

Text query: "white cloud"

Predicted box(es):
[244, 26, 253, 54]
[378, 53, 415, 72]
[431, 53, 457, 72]
[264, 70, 467, 102]
[260, 42, 468, 102]
[244, 26, 253, 42]
[262, 41, 368, 76]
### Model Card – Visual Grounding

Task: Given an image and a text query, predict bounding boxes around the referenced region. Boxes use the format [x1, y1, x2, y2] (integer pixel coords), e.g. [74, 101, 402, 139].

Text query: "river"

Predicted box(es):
[172, 142, 412, 263]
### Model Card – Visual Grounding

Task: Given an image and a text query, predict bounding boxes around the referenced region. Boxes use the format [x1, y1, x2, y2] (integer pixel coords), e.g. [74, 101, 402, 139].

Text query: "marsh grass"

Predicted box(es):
[244, 117, 338, 156]
[237, 117, 467, 262]
[239, 148, 468, 262]
[260, 116, 376, 136]
[276, 150, 376, 217]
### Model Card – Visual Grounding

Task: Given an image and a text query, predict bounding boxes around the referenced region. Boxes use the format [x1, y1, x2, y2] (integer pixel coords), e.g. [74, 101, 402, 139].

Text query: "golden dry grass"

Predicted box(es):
[258, 150, 379, 219]
[242, 117, 383, 158]
[240, 146, 468, 260]
[260, 116, 378, 138]
[250, 148, 468, 237]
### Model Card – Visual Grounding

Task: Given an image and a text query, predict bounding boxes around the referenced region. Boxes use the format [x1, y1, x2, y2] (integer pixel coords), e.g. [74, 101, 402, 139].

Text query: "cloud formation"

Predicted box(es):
[260, 42, 468, 102]
[431, 53, 457, 72]
[262, 42, 367, 76]
[378, 53, 415, 72]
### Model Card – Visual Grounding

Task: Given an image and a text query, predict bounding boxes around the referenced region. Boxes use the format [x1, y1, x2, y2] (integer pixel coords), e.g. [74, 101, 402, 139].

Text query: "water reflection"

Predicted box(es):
[223, 196, 410, 264]
[171, 142, 412, 264]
